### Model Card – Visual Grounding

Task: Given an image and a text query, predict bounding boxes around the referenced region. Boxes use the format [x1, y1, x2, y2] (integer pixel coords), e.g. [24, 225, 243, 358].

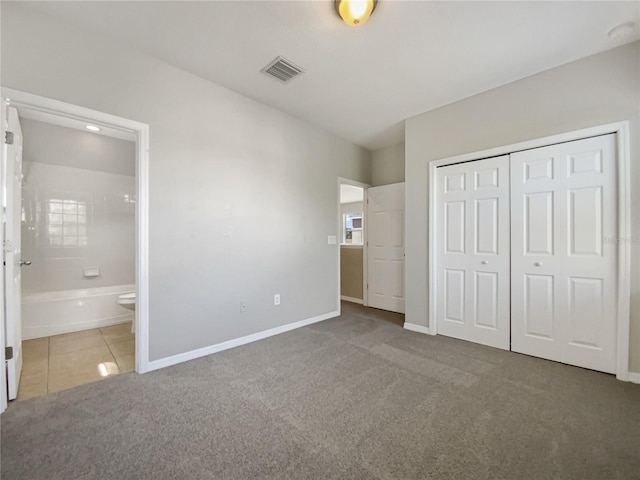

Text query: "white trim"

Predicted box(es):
[0, 96, 8, 413]
[147, 310, 339, 372]
[341, 295, 363, 304]
[338, 177, 371, 311]
[1, 88, 151, 378]
[363, 187, 369, 306]
[627, 372, 640, 385]
[428, 121, 632, 381]
[404, 322, 431, 335]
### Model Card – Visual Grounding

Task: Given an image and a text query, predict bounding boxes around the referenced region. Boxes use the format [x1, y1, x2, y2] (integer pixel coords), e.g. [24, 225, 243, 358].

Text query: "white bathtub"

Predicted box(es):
[22, 284, 135, 340]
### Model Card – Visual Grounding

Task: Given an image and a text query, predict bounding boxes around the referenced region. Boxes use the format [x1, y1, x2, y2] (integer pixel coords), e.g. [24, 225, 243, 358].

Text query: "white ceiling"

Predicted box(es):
[18, 1, 639, 150]
[340, 184, 364, 204]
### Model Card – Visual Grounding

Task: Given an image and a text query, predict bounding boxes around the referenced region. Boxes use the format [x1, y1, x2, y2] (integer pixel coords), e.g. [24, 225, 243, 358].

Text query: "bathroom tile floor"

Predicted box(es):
[16, 322, 135, 401]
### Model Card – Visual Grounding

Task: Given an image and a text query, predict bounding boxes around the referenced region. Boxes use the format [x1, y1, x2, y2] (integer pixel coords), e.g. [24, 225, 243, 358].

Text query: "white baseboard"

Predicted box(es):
[23, 314, 134, 340]
[403, 322, 431, 335]
[340, 296, 363, 304]
[147, 310, 340, 372]
[627, 372, 640, 384]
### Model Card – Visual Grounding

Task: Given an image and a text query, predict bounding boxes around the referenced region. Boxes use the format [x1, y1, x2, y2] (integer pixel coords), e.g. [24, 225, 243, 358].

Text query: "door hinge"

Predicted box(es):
[5, 346, 13, 360]
[4, 131, 14, 145]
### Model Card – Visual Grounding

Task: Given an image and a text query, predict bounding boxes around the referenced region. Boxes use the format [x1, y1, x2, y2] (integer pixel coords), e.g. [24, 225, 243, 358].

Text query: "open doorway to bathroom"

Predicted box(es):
[1, 90, 150, 409]
[338, 178, 368, 308]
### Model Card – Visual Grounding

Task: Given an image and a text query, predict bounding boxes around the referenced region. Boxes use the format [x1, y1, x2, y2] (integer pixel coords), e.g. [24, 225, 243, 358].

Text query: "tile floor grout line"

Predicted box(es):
[103, 332, 123, 373]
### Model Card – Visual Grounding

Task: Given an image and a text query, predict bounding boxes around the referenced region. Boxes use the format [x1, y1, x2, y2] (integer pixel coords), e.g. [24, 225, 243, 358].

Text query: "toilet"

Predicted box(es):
[117, 292, 136, 310]
[117, 292, 136, 333]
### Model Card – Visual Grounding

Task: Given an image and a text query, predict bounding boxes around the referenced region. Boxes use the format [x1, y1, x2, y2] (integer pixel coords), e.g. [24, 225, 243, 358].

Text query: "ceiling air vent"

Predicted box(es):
[261, 56, 305, 83]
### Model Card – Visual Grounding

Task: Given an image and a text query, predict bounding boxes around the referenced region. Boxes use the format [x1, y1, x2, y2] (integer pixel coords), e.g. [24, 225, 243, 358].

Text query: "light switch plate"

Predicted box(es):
[328, 236, 337, 244]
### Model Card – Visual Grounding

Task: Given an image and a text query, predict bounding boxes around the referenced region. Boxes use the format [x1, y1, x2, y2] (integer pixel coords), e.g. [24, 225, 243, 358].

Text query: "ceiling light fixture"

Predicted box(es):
[86, 125, 101, 132]
[335, 0, 377, 27]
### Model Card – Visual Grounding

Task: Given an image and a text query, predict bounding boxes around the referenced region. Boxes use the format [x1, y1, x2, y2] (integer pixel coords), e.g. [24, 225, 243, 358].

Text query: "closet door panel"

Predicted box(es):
[436, 155, 510, 350]
[511, 134, 617, 373]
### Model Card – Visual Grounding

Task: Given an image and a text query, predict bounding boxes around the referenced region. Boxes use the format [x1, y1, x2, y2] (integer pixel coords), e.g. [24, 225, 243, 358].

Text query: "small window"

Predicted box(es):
[47, 199, 88, 248]
[343, 212, 363, 245]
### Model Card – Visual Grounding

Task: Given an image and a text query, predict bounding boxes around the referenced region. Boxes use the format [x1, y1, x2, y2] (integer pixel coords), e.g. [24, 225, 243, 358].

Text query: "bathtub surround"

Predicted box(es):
[1, 4, 371, 363]
[22, 285, 135, 340]
[21, 119, 135, 295]
[22, 160, 135, 295]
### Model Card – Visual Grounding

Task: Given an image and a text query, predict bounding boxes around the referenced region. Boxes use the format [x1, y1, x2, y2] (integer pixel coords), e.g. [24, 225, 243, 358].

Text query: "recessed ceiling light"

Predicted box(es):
[86, 125, 101, 132]
[607, 22, 635, 40]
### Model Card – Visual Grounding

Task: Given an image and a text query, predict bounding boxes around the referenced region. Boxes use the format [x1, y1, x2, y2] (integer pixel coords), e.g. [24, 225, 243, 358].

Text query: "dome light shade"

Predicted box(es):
[335, 0, 377, 27]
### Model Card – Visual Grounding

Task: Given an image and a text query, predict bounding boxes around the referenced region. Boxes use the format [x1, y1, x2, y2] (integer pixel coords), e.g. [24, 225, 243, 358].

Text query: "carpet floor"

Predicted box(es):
[2, 302, 639, 480]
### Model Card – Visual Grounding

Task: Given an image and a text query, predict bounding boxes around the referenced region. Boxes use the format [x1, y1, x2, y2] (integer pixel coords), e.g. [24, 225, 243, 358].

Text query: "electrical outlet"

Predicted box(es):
[274, 294, 280, 306]
[240, 301, 248, 312]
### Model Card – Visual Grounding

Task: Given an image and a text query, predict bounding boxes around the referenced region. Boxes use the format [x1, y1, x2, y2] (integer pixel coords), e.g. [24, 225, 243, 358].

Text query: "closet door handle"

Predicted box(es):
[534, 262, 543, 267]
[481, 260, 488, 265]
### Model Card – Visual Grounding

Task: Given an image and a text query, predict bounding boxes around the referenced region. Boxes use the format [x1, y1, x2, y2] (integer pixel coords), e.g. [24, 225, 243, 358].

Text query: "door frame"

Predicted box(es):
[337, 177, 370, 311]
[0, 88, 151, 411]
[428, 121, 631, 381]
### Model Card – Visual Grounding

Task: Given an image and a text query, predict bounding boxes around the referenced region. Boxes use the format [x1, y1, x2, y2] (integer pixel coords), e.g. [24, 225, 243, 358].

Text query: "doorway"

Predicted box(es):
[1, 89, 150, 411]
[338, 179, 368, 307]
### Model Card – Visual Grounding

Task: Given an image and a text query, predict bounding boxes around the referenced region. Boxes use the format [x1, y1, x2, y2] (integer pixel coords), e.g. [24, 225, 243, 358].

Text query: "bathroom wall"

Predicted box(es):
[1, 4, 371, 362]
[21, 118, 136, 294]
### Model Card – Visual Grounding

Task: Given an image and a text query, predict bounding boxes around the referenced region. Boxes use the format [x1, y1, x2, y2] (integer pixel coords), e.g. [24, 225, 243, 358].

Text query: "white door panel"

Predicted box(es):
[367, 183, 405, 313]
[4, 107, 23, 400]
[436, 155, 510, 349]
[511, 134, 617, 373]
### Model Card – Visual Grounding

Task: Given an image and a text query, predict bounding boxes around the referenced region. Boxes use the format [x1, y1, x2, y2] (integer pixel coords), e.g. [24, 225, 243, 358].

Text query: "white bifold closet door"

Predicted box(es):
[510, 134, 618, 373]
[436, 155, 511, 350]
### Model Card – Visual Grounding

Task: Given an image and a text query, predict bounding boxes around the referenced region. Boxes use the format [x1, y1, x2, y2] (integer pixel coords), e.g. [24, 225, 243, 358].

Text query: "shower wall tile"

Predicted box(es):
[21, 161, 135, 294]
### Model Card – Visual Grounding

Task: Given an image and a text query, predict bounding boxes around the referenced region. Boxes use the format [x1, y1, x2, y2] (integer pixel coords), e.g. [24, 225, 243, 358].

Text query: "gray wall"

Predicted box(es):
[405, 42, 640, 373]
[371, 143, 405, 186]
[1, 4, 371, 361]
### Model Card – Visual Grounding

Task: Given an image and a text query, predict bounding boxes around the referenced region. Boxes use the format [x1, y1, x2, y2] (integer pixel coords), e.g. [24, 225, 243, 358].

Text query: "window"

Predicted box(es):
[343, 212, 363, 245]
[47, 199, 88, 247]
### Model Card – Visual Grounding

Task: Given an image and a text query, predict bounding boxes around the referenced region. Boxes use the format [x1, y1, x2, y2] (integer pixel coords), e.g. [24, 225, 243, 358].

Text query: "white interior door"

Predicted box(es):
[367, 182, 405, 313]
[436, 155, 511, 349]
[4, 106, 24, 399]
[511, 134, 617, 373]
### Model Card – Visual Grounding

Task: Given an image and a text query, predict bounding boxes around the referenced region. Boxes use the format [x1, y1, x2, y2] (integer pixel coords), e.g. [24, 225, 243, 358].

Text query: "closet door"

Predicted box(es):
[436, 155, 510, 350]
[510, 134, 617, 373]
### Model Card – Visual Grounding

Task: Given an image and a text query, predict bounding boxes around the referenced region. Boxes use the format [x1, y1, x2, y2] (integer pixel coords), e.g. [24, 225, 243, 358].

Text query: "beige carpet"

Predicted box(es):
[2, 302, 639, 479]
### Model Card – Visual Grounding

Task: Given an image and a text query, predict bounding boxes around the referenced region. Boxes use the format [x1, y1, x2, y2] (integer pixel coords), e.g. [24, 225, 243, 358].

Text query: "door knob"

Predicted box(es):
[481, 260, 489, 265]
[20, 260, 32, 266]
[534, 262, 543, 267]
